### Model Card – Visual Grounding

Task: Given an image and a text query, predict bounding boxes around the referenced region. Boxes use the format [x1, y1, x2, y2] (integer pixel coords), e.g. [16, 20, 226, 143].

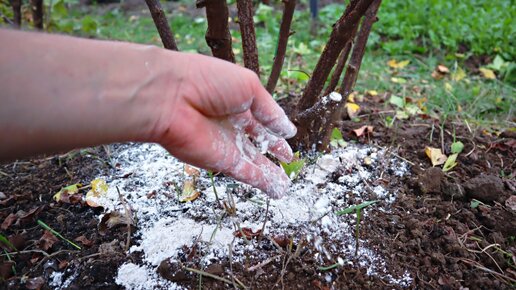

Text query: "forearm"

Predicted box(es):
[0, 29, 179, 161]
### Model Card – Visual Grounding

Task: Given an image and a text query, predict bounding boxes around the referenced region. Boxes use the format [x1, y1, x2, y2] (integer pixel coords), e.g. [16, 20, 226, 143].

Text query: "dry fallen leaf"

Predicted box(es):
[53, 183, 81, 203]
[505, 195, 516, 211]
[184, 164, 200, 177]
[353, 125, 374, 137]
[38, 230, 59, 251]
[479, 68, 496, 79]
[179, 180, 200, 202]
[1, 213, 17, 230]
[387, 59, 410, 69]
[233, 227, 262, 239]
[85, 178, 109, 207]
[98, 211, 133, 235]
[74, 235, 94, 247]
[437, 65, 450, 74]
[345, 102, 360, 118]
[425, 146, 447, 166]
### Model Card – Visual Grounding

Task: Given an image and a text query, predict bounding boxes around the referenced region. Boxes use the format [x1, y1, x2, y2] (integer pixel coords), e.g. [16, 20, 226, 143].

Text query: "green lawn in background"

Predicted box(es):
[1, 0, 514, 127]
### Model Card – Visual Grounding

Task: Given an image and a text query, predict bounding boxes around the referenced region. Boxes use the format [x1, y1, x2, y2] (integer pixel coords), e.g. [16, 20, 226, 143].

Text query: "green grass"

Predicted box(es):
[1, 0, 514, 126]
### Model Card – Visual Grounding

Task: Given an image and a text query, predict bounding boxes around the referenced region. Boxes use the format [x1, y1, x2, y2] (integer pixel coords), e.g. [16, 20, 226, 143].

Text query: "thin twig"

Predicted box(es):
[145, 0, 178, 50]
[266, 0, 296, 93]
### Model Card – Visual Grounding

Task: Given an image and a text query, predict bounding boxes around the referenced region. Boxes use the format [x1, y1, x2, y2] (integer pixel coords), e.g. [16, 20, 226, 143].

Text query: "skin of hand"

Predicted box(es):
[0, 29, 296, 198]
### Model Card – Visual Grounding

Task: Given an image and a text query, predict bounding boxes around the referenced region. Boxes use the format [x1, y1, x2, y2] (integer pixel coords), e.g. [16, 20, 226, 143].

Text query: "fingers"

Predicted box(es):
[248, 79, 297, 139]
[229, 111, 294, 163]
[162, 107, 290, 198]
[185, 54, 297, 139]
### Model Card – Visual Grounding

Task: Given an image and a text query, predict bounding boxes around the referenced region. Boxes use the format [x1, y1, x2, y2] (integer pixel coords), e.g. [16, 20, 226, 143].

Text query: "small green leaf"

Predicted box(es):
[389, 95, 405, 108]
[280, 154, 305, 180]
[336, 200, 378, 215]
[330, 128, 347, 148]
[442, 153, 458, 172]
[470, 199, 481, 209]
[451, 141, 464, 154]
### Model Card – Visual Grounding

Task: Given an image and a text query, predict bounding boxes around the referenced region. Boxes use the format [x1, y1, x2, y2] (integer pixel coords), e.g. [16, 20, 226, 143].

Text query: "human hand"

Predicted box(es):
[150, 53, 297, 198]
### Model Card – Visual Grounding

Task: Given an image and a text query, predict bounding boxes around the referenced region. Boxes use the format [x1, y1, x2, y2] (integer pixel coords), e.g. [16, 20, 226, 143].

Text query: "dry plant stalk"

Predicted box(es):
[236, 0, 260, 75]
[266, 0, 296, 93]
[145, 0, 178, 51]
[197, 0, 235, 62]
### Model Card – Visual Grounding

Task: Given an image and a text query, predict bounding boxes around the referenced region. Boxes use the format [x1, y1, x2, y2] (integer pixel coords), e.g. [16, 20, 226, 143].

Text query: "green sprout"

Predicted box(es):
[280, 152, 305, 180]
[336, 200, 378, 256]
[37, 220, 81, 250]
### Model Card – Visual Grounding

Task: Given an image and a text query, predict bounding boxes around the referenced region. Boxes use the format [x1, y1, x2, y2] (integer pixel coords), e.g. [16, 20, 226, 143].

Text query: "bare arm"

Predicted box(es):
[0, 29, 296, 198]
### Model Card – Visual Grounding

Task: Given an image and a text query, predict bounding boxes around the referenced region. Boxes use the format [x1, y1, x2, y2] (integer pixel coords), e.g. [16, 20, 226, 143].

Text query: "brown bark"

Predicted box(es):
[236, 0, 260, 76]
[30, 0, 44, 29]
[10, 0, 21, 27]
[323, 37, 353, 96]
[295, 0, 373, 112]
[202, 0, 235, 63]
[266, 0, 296, 94]
[317, 0, 382, 149]
[145, 0, 178, 51]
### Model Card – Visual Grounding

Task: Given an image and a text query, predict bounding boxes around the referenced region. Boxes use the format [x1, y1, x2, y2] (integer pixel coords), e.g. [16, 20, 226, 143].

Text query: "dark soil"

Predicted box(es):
[1, 92, 515, 289]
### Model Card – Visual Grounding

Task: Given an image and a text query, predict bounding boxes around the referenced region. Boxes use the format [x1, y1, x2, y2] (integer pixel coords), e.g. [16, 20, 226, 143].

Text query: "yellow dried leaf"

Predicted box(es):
[347, 93, 355, 103]
[85, 178, 108, 208]
[479, 68, 496, 79]
[91, 179, 108, 195]
[179, 180, 200, 202]
[451, 66, 466, 81]
[425, 146, 447, 166]
[345, 102, 360, 118]
[367, 90, 378, 96]
[388, 59, 410, 69]
[53, 183, 82, 202]
[390, 77, 407, 84]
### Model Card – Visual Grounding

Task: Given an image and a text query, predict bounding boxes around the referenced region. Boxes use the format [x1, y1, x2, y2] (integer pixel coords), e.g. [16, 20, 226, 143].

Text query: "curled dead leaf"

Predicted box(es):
[353, 125, 374, 137]
[184, 165, 200, 177]
[38, 230, 59, 251]
[179, 180, 200, 202]
[425, 146, 447, 166]
[345, 102, 360, 118]
[479, 68, 496, 79]
[233, 227, 262, 240]
[98, 211, 133, 235]
[273, 235, 291, 248]
[437, 65, 450, 74]
[85, 178, 109, 208]
[53, 183, 81, 203]
[74, 235, 94, 247]
[1, 213, 17, 230]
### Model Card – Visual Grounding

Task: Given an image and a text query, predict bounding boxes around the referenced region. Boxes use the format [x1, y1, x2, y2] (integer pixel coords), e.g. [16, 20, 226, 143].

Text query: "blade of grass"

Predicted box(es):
[37, 220, 81, 250]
